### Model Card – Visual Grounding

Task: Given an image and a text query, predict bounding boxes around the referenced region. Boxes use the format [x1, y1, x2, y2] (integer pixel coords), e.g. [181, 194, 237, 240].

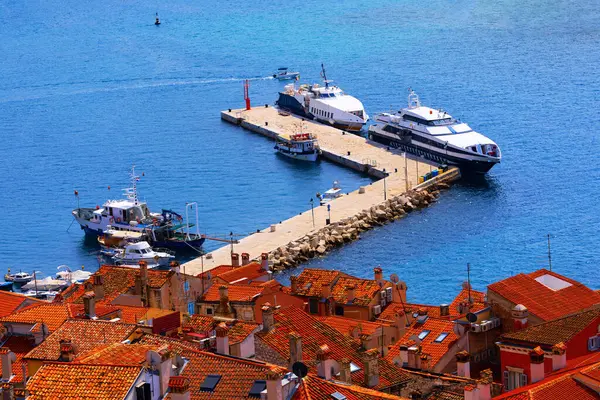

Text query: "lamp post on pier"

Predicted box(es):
[310, 198, 315, 228]
[382, 168, 388, 200]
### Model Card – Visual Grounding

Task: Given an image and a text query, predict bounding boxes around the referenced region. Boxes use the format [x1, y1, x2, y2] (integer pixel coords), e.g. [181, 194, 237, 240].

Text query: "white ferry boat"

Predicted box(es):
[275, 64, 368, 132]
[274, 132, 320, 162]
[368, 90, 501, 174]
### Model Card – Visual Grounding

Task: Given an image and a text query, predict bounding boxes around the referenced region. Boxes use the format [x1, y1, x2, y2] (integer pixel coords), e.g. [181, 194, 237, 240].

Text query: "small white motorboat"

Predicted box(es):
[317, 181, 343, 205]
[111, 241, 175, 267]
[4, 270, 34, 284]
[22, 276, 70, 292]
[273, 67, 300, 81]
[56, 266, 92, 283]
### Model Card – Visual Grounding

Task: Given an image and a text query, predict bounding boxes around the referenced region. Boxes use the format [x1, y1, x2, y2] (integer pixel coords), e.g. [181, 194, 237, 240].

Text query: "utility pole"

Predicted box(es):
[404, 152, 409, 191]
[547, 234, 552, 271]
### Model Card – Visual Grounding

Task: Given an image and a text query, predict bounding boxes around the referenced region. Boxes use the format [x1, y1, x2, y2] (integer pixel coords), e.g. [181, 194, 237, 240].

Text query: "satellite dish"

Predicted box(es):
[390, 274, 400, 284]
[292, 361, 308, 379]
[466, 313, 477, 323]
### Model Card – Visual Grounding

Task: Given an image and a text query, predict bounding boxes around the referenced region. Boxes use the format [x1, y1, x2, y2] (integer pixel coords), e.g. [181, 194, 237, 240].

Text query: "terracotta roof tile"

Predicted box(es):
[316, 316, 383, 336]
[26, 363, 142, 400]
[331, 277, 382, 307]
[425, 389, 465, 400]
[386, 317, 459, 368]
[0, 335, 35, 382]
[0, 292, 43, 318]
[202, 284, 265, 302]
[165, 349, 287, 400]
[500, 308, 600, 347]
[448, 288, 487, 317]
[256, 306, 411, 390]
[74, 343, 159, 366]
[134, 333, 201, 353]
[24, 319, 137, 361]
[293, 374, 409, 399]
[292, 268, 345, 297]
[216, 262, 268, 284]
[184, 315, 259, 345]
[0, 303, 71, 332]
[488, 269, 600, 321]
[198, 265, 235, 279]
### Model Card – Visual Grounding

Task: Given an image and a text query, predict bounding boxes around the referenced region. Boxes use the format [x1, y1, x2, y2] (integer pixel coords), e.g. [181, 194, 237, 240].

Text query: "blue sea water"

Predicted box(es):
[1, 0, 599, 303]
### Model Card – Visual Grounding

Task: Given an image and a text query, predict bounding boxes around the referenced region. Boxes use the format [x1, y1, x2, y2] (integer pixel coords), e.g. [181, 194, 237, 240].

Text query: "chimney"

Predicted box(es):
[321, 283, 331, 299]
[339, 358, 352, 384]
[511, 304, 529, 331]
[0, 324, 7, 341]
[420, 353, 430, 371]
[146, 346, 173, 396]
[345, 285, 356, 303]
[266, 370, 283, 400]
[552, 342, 567, 371]
[439, 304, 450, 317]
[289, 332, 302, 367]
[393, 281, 407, 303]
[261, 253, 269, 269]
[1, 383, 14, 400]
[316, 345, 335, 380]
[476, 369, 493, 400]
[170, 261, 181, 274]
[456, 350, 471, 378]
[360, 334, 370, 351]
[216, 322, 229, 355]
[409, 390, 423, 400]
[0, 348, 16, 381]
[416, 308, 429, 324]
[374, 266, 383, 283]
[231, 253, 240, 267]
[261, 303, 274, 332]
[59, 339, 77, 362]
[83, 292, 96, 319]
[464, 384, 480, 400]
[362, 348, 379, 387]
[290, 276, 298, 294]
[139, 261, 149, 306]
[219, 285, 228, 303]
[398, 343, 409, 367]
[407, 346, 418, 369]
[241, 253, 250, 266]
[168, 376, 191, 400]
[92, 274, 105, 300]
[529, 346, 545, 383]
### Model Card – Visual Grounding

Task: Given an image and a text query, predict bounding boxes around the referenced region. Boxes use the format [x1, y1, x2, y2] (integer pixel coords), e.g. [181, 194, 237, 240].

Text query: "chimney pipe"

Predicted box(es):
[266, 370, 283, 400]
[261, 303, 274, 332]
[456, 350, 471, 378]
[552, 342, 567, 371]
[139, 261, 149, 306]
[439, 304, 450, 317]
[170, 261, 181, 274]
[216, 322, 229, 355]
[529, 346, 545, 383]
[289, 332, 302, 368]
[59, 340, 77, 362]
[316, 345, 335, 380]
[92, 274, 105, 299]
[374, 267, 383, 283]
[511, 304, 529, 331]
[241, 253, 250, 266]
[339, 358, 352, 384]
[393, 281, 407, 303]
[362, 348, 379, 387]
[219, 285, 228, 303]
[290, 276, 298, 293]
[345, 285, 356, 303]
[0, 348, 16, 381]
[168, 376, 191, 400]
[83, 292, 96, 319]
[261, 253, 269, 269]
[321, 283, 331, 299]
[231, 253, 240, 267]
[477, 369, 493, 400]
[464, 384, 480, 400]
[146, 346, 173, 397]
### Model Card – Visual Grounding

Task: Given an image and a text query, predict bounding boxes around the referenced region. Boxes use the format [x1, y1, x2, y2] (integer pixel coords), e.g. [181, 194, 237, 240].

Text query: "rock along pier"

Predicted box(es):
[182, 106, 461, 275]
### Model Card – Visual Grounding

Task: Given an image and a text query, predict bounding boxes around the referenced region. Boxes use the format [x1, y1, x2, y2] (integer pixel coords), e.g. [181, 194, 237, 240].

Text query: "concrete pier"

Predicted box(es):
[182, 107, 460, 275]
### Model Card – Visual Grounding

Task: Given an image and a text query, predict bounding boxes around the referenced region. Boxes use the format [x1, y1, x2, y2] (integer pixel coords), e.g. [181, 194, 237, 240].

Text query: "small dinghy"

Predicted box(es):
[273, 67, 300, 81]
[317, 181, 343, 205]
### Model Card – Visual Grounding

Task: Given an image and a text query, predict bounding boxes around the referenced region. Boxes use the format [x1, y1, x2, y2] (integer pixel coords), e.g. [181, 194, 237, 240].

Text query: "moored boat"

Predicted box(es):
[368, 90, 501, 174]
[317, 181, 343, 205]
[104, 241, 175, 268]
[273, 67, 300, 81]
[275, 64, 368, 132]
[4, 270, 34, 284]
[274, 132, 320, 162]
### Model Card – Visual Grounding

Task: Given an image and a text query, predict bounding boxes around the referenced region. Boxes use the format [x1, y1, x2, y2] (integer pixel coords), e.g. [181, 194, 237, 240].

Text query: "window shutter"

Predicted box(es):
[503, 371, 509, 391]
[520, 373, 528, 388]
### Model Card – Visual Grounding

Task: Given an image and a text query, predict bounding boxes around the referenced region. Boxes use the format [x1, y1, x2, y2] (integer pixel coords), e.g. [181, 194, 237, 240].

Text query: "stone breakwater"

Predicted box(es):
[269, 182, 450, 271]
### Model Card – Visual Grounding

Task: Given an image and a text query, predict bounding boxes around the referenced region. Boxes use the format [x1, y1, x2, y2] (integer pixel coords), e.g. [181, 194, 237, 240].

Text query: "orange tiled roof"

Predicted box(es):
[134, 333, 201, 353]
[75, 343, 158, 366]
[293, 373, 409, 399]
[24, 319, 137, 361]
[425, 389, 465, 400]
[494, 359, 600, 399]
[26, 363, 142, 400]
[316, 316, 383, 336]
[448, 288, 487, 317]
[0, 303, 71, 332]
[216, 262, 268, 284]
[202, 284, 265, 302]
[386, 317, 459, 368]
[500, 308, 600, 347]
[164, 349, 287, 400]
[331, 276, 382, 307]
[185, 315, 259, 345]
[198, 265, 235, 279]
[0, 291, 43, 318]
[256, 306, 411, 390]
[62, 265, 174, 304]
[0, 335, 35, 382]
[488, 269, 600, 321]
[292, 268, 345, 297]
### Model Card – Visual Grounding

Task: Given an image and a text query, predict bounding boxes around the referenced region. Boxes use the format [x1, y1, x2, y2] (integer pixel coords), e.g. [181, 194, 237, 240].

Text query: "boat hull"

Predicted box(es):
[276, 149, 319, 162]
[368, 127, 499, 174]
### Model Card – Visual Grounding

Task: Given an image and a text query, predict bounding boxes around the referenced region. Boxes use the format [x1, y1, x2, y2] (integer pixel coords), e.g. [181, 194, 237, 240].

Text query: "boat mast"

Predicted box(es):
[125, 165, 140, 205]
[321, 63, 329, 88]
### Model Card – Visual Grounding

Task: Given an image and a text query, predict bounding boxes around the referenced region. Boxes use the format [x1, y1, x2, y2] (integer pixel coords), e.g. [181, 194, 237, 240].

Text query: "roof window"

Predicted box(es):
[434, 332, 449, 343]
[200, 374, 222, 392]
[417, 330, 431, 340]
[331, 392, 347, 400]
[349, 362, 361, 372]
[248, 380, 266, 398]
[534, 274, 572, 291]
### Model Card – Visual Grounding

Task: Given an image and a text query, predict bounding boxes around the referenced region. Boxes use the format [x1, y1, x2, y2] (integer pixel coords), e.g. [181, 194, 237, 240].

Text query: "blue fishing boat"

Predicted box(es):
[273, 67, 300, 81]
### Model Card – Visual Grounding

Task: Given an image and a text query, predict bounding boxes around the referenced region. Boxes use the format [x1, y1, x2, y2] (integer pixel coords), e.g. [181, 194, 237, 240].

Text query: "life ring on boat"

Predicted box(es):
[116, 217, 121, 223]
[109, 217, 114, 223]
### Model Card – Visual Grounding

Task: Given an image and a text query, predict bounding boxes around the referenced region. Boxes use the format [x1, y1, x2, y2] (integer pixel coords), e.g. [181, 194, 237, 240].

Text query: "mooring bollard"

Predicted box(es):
[265, 121, 268, 126]
[359, 186, 366, 193]
[270, 225, 277, 232]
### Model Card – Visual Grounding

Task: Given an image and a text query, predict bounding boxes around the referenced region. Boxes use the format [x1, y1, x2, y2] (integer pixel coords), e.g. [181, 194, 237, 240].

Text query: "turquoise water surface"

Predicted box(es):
[1, 0, 599, 303]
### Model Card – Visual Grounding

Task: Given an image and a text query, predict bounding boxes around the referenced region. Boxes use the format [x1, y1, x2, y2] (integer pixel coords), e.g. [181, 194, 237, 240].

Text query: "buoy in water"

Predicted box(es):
[155, 12, 161, 25]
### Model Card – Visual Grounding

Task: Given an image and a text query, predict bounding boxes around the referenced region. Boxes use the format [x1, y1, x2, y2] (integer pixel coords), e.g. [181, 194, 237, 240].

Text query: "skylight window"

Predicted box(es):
[418, 330, 431, 340]
[248, 380, 266, 398]
[200, 374, 222, 392]
[434, 332, 449, 343]
[534, 274, 572, 291]
[331, 392, 347, 400]
[349, 362, 361, 372]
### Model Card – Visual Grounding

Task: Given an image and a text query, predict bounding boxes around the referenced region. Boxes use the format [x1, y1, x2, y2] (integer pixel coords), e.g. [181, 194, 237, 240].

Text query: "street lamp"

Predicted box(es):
[310, 198, 315, 228]
[327, 204, 331, 225]
[382, 168, 387, 200]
